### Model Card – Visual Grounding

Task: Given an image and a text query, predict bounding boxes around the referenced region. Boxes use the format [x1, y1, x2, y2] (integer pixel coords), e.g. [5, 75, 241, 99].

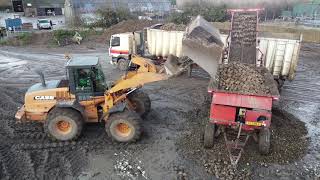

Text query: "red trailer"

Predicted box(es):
[204, 68, 280, 166]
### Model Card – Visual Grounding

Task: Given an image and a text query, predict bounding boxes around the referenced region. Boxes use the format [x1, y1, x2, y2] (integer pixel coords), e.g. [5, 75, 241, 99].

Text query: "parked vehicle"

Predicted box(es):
[37, 19, 52, 30]
[109, 29, 302, 85]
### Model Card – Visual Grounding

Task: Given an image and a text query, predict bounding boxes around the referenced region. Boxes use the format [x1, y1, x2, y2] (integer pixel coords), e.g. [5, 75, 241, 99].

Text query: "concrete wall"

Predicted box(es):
[0, 0, 11, 8]
[212, 22, 320, 43]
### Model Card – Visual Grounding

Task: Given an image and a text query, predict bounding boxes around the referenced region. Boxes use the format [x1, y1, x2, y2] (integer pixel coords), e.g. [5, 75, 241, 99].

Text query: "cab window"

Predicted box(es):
[75, 68, 92, 92]
[111, 37, 120, 47]
[92, 67, 107, 94]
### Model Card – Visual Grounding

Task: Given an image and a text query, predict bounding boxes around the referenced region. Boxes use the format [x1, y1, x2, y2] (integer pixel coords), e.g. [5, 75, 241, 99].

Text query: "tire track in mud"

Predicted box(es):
[0, 86, 95, 179]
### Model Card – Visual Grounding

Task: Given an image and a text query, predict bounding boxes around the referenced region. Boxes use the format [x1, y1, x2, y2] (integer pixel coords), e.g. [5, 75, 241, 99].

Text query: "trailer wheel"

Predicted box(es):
[204, 123, 215, 148]
[44, 108, 83, 141]
[259, 128, 271, 155]
[128, 90, 151, 117]
[106, 110, 142, 143]
[117, 58, 129, 71]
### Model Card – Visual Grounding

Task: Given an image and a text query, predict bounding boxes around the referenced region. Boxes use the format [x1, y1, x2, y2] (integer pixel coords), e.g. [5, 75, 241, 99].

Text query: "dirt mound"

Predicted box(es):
[217, 63, 273, 95]
[176, 104, 310, 180]
[160, 23, 186, 31]
[1, 32, 53, 47]
[29, 32, 53, 46]
[98, 19, 156, 44]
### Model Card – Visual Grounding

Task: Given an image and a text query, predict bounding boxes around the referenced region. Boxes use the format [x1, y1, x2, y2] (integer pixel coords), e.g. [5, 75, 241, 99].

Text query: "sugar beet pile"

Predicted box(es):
[217, 63, 272, 95]
[229, 13, 257, 64]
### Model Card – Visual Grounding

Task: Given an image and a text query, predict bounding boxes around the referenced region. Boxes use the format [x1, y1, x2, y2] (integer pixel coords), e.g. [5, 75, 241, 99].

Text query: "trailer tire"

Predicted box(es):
[106, 110, 142, 143]
[259, 128, 271, 155]
[128, 90, 151, 117]
[117, 58, 129, 71]
[44, 108, 83, 141]
[204, 123, 215, 148]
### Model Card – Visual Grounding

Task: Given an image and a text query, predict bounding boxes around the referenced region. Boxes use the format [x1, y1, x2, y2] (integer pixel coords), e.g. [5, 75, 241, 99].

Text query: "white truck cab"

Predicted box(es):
[109, 32, 143, 71]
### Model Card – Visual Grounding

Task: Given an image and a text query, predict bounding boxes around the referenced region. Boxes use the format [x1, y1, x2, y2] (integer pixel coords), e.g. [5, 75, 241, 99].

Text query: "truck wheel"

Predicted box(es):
[259, 128, 271, 155]
[106, 110, 142, 143]
[44, 108, 83, 141]
[276, 79, 284, 91]
[204, 123, 215, 148]
[128, 90, 151, 117]
[117, 59, 129, 71]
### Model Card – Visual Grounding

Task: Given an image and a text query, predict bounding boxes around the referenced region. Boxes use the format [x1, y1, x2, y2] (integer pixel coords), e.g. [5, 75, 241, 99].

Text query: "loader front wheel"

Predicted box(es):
[259, 128, 271, 155]
[204, 123, 215, 148]
[106, 110, 142, 143]
[117, 59, 129, 71]
[44, 108, 83, 141]
[128, 90, 151, 117]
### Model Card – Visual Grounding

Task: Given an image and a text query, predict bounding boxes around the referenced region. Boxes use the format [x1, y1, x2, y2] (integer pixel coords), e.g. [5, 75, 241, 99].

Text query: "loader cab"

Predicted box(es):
[66, 56, 107, 100]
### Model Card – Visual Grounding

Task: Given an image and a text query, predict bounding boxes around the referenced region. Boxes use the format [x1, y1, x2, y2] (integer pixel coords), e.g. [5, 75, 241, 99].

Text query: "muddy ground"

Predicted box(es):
[0, 43, 319, 180]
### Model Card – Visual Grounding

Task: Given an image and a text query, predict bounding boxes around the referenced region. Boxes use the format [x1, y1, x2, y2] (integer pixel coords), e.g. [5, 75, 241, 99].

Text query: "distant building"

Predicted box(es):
[72, 0, 128, 13]
[128, 0, 171, 13]
[70, 0, 171, 13]
[293, 1, 320, 18]
[176, 0, 300, 8]
[0, 0, 12, 9]
[23, 0, 65, 16]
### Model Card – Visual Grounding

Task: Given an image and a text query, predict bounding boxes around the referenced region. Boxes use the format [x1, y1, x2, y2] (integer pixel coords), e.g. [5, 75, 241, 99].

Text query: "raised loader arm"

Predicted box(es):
[109, 56, 168, 93]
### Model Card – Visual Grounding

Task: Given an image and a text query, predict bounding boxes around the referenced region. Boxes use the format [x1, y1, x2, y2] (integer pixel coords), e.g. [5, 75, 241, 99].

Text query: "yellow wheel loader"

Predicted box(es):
[15, 55, 169, 142]
[15, 16, 225, 143]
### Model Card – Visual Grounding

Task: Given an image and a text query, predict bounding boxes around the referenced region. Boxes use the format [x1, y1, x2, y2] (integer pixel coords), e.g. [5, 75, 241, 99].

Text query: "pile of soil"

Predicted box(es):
[159, 23, 186, 31]
[229, 12, 257, 64]
[217, 63, 272, 95]
[99, 19, 156, 43]
[176, 103, 310, 180]
[1, 32, 53, 47]
[29, 32, 53, 46]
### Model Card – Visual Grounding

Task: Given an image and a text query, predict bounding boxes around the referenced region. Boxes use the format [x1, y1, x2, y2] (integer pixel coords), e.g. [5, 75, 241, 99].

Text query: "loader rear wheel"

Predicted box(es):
[128, 90, 151, 117]
[259, 128, 271, 155]
[44, 108, 83, 141]
[117, 59, 129, 71]
[204, 123, 215, 148]
[106, 110, 142, 143]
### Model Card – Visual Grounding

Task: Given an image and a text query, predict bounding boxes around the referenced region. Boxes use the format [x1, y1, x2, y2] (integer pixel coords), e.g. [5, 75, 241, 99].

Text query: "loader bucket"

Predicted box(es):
[182, 16, 224, 78]
[164, 55, 183, 76]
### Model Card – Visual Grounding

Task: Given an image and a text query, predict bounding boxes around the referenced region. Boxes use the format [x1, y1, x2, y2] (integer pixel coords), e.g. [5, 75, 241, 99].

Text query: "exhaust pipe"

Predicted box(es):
[35, 70, 46, 87]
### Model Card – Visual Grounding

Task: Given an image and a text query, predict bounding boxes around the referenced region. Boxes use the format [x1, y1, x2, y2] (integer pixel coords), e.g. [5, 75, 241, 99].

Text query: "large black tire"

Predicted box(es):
[128, 90, 151, 117]
[259, 128, 271, 155]
[204, 123, 215, 148]
[117, 58, 129, 71]
[44, 108, 83, 141]
[106, 110, 142, 143]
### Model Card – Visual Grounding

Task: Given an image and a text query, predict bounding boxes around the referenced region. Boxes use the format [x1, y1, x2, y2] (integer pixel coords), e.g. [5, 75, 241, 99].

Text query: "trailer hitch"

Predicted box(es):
[223, 123, 250, 167]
